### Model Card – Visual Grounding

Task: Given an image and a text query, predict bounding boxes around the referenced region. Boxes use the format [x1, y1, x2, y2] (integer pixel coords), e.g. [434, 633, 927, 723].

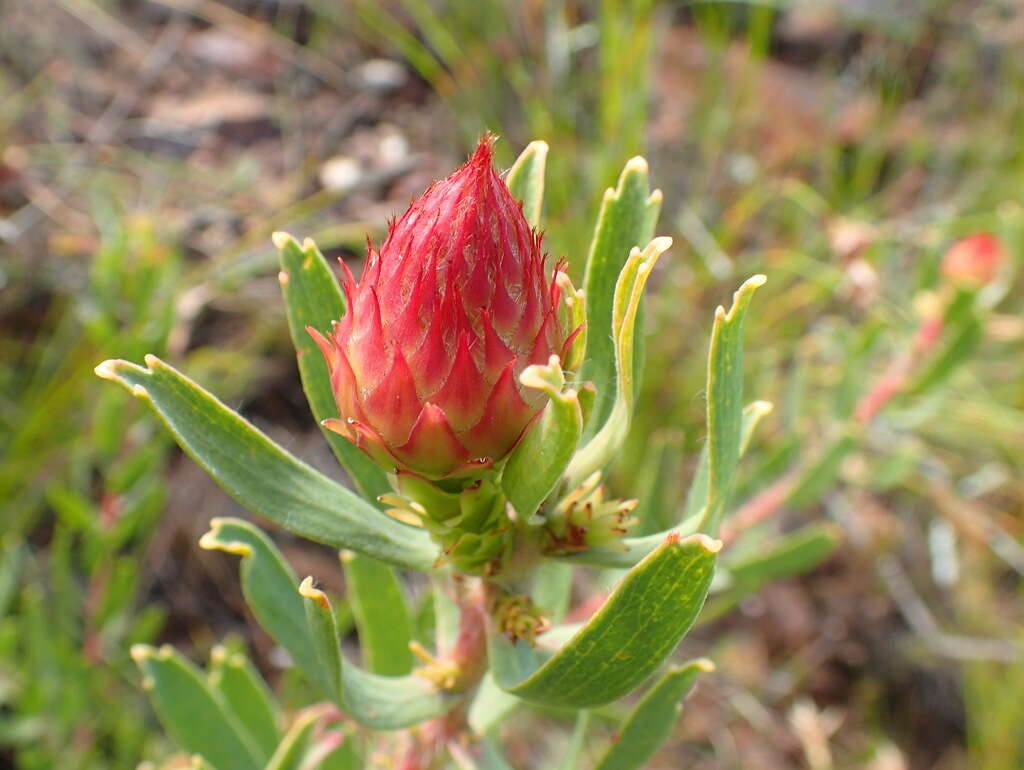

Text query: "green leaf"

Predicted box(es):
[594, 659, 713, 770]
[574, 401, 771, 570]
[684, 400, 774, 523]
[299, 578, 345, 703]
[306, 579, 455, 730]
[265, 713, 317, 770]
[908, 315, 982, 394]
[566, 238, 673, 489]
[502, 358, 583, 518]
[203, 518, 454, 731]
[208, 645, 280, 762]
[580, 159, 662, 438]
[506, 140, 549, 228]
[559, 711, 593, 770]
[784, 435, 856, 511]
[341, 551, 414, 675]
[701, 276, 767, 534]
[201, 518, 336, 698]
[264, 706, 338, 770]
[95, 356, 437, 570]
[489, 534, 719, 708]
[727, 524, 841, 585]
[132, 644, 263, 770]
[702, 524, 841, 622]
[274, 232, 390, 501]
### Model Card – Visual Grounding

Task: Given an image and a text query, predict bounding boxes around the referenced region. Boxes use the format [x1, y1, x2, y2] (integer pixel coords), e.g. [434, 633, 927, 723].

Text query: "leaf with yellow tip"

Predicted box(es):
[502, 355, 583, 519]
[489, 533, 718, 707]
[203, 518, 454, 730]
[566, 237, 672, 489]
[702, 275, 766, 534]
[581, 157, 662, 437]
[131, 643, 263, 770]
[95, 355, 436, 569]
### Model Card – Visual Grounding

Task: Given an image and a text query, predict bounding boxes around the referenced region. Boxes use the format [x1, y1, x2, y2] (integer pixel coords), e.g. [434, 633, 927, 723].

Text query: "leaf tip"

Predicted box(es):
[198, 519, 254, 557]
[131, 384, 150, 399]
[94, 359, 120, 381]
[690, 533, 723, 554]
[272, 230, 295, 250]
[692, 657, 716, 673]
[278, 269, 290, 286]
[210, 644, 228, 665]
[649, 235, 673, 254]
[746, 274, 768, 288]
[623, 155, 649, 176]
[143, 353, 161, 369]
[299, 576, 330, 608]
[130, 643, 153, 664]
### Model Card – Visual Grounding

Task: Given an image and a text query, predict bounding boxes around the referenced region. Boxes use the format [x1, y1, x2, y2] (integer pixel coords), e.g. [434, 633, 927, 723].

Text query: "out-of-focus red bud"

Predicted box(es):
[311, 138, 576, 479]
[941, 233, 1006, 289]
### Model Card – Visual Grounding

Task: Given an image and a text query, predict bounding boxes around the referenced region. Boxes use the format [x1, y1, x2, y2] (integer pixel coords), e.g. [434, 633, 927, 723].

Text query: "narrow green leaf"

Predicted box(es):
[95, 356, 437, 570]
[566, 238, 673, 489]
[684, 400, 774, 522]
[208, 645, 280, 762]
[202, 518, 454, 731]
[594, 659, 713, 770]
[560, 711, 593, 770]
[908, 315, 982, 394]
[201, 518, 335, 698]
[502, 357, 583, 518]
[580, 158, 662, 437]
[132, 644, 263, 770]
[506, 140, 549, 228]
[264, 707, 324, 770]
[701, 276, 767, 534]
[299, 578, 345, 703]
[785, 435, 856, 510]
[728, 524, 841, 585]
[702, 524, 841, 622]
[341, 551, 414, 675]
[275, 232, 390, 501]
[319, 736, 362, 770]
[489, 534, 719, 708]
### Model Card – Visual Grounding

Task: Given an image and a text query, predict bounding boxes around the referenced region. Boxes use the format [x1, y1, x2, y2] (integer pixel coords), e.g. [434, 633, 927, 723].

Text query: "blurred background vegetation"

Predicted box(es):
[1, 0, 1022, 768]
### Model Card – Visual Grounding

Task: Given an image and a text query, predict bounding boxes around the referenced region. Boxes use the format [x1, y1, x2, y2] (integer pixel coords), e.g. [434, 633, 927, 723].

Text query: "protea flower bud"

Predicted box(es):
[941, 233, 1005, 289]
[310, 138, 576, 480]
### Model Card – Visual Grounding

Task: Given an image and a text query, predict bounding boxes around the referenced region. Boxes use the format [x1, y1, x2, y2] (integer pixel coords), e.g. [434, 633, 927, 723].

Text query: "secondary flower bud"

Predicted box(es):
[942, 233, 1005, 289]
[311, 138, 575, 479]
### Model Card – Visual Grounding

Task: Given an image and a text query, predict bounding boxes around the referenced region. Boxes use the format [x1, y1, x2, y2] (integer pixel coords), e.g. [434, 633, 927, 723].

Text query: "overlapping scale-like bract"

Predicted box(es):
[310, 138, 573, 479]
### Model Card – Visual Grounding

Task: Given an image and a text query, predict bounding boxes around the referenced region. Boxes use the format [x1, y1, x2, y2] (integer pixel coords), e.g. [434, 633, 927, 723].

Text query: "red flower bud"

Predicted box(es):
[942, 233, 1005, 289]
[311, 138, 574, 479]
